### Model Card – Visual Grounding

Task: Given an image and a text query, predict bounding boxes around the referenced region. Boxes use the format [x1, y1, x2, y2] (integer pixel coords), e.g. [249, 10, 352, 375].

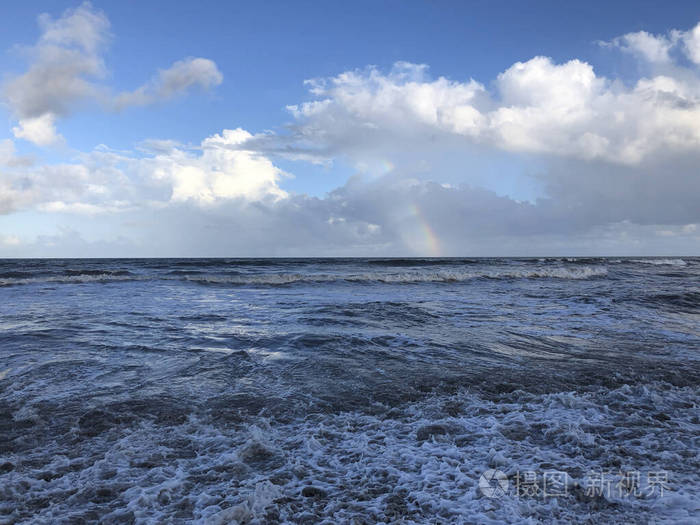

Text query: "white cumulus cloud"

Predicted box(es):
[604, 21, 700, 66]
[273, 50, 700, 164]
[145, 128, 287, 204]
[0, 128, 287, 215]
[605, 30, 676, 63]
[11, 114, 63, 146]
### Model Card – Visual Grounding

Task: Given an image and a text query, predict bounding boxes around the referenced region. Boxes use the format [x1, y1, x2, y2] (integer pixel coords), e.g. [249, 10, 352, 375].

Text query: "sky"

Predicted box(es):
[1, 1, 699, 257]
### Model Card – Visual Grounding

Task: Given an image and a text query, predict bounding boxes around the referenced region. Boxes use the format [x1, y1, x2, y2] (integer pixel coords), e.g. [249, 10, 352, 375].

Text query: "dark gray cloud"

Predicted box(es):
[3, 171, 697, 257]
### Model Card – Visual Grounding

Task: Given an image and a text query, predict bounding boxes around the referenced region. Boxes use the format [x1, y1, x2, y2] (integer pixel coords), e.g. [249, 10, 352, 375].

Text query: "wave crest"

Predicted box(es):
[185, 266, 608, 286]
[0, 274, 143, 287]
[631, 258, 686, 266]
[0, 265, 609, 287]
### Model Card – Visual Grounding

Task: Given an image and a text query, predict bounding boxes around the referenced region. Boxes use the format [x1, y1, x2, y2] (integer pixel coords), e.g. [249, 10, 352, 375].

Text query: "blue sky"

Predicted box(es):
[1, 1, 700, 256]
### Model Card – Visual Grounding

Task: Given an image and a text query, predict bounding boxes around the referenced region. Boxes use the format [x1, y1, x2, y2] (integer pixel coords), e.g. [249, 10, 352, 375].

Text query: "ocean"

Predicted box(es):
[0, 257, 698, 523]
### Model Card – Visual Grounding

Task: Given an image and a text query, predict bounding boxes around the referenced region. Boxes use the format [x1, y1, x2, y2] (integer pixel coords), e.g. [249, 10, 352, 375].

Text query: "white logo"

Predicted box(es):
[479, 469, 509, 498]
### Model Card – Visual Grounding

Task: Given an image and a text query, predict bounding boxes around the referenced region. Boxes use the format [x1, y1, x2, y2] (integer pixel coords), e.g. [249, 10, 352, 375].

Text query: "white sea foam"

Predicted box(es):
[631, 258, 687, 266]
[4, 382, 697, 524]
[0, 265, 610, 288]
[0, 266, 611, 287]
[185, 266, 608, 286]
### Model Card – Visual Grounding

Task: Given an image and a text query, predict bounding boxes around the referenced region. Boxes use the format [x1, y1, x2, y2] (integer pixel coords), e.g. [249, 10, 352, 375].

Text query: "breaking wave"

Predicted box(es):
[0, 273, 143, 287]
[184, 267, 608, 286]
[631, 258, 687, 266]
[0, 266, 608, 287]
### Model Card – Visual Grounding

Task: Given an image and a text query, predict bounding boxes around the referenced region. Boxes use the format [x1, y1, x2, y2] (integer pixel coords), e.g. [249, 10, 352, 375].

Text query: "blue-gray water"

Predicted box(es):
[1, 257, 698, 523]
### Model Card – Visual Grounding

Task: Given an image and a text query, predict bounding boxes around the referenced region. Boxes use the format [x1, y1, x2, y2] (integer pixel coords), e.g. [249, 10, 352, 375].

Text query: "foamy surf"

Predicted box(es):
[631, 258, 687, 266]
[0, 273, 146, 287]
[186, 266, 608, 285]
[3, 382, 697, 523]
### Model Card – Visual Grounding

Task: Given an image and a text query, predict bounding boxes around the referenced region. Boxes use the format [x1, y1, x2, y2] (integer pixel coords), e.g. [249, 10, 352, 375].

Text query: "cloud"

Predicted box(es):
[683, 23, 700, 64]
[218, 22, 700, 254]
[0, 234, 21, 247]
[604, 30, 676, 63]
[233, 23, 700, 235]
[2, 3, 222, 146]
[0, 152, 131, 215]
[3, 170, 698, 257]
[0, 140, 16, 166]
[143, 128, 287, 204]
[273, 50, 700, 165]
[115, 58, 223, 109]
[36, 1, 110, 54]
[11, 114, 63, 146]
[3, 3, 108, 145]
[604, 21, 700, 67]
[281, 62, 490, 160]
[0, 128, 287, 215]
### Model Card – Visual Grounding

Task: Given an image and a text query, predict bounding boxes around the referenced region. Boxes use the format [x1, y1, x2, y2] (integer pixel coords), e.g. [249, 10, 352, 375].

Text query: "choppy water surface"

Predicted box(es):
[0, 257, 698, 523]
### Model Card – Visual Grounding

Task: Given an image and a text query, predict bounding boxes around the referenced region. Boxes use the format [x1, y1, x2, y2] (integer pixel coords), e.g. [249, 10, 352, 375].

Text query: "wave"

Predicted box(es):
[62, 269, 132, 276]
[641, 291, 700, 312]
[165, 269, 208, 276]
[0, 271, 37, 279]
[0, 266, 608, 287]
[0, 273, 143, 287]
[533, 257, 691, 266]
[168, 258, 329, 268]
[366, 258, 482, 267]
[185, 266, 608, 286]
[535, 257, 610, 265]
[630, 258, 687, 266]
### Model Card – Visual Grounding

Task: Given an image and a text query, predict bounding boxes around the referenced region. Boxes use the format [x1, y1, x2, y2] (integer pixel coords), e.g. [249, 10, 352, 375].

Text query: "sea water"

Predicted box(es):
[0, 257, 698, 523]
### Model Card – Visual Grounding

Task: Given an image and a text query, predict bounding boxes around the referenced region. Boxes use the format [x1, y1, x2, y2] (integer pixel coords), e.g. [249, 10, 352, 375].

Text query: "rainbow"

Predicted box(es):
[380, 160, 395, 174]
[375, 159, 441, 256]
[410, 203, 441, 256]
